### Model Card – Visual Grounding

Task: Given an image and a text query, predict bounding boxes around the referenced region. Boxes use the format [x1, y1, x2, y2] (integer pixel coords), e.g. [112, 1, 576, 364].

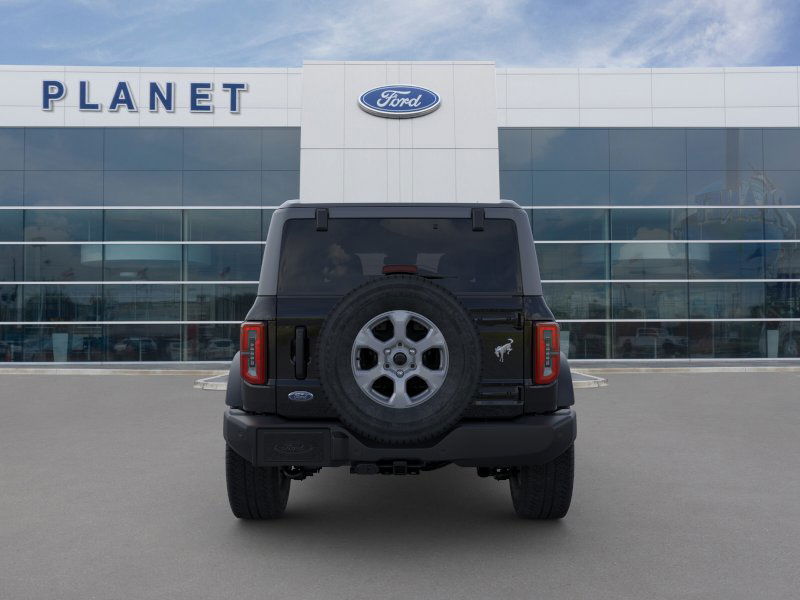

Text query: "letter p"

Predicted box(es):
[42, 80, 65, 110]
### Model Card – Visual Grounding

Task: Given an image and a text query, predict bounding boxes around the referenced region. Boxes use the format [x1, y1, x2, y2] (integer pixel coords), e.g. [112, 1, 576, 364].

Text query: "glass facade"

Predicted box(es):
[0, 127, 299, 362]
[1, 125, 798, 362]
[501, 127, 800, 359]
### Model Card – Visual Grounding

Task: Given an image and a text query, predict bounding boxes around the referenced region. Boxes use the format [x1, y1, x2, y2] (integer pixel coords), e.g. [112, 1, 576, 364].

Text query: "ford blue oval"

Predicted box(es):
[358, 85, 440, 118]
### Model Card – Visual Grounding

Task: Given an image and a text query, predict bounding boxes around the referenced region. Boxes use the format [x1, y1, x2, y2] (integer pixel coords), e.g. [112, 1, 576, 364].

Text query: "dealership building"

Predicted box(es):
[0, 61, 798, 363]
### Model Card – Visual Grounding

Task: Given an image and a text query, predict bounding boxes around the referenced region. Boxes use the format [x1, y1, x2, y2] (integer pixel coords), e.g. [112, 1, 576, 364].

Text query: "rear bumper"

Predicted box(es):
[224, 408, 576, 468]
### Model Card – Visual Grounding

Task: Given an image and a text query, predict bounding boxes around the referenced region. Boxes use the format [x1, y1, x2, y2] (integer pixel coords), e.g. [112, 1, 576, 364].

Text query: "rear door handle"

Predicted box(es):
[294, 326, 307, 380]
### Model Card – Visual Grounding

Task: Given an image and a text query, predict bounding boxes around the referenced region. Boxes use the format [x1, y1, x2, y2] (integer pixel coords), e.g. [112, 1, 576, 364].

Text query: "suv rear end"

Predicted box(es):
[224, 201, 576, 519]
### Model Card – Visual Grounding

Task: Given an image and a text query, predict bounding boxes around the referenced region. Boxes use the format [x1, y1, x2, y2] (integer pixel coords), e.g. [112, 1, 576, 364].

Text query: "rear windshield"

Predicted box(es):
[277, 218, 521, 295]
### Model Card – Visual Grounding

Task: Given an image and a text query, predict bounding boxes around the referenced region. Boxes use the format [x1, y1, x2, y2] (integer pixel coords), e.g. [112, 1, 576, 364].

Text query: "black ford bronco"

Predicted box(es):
[224, 200, 576, 519]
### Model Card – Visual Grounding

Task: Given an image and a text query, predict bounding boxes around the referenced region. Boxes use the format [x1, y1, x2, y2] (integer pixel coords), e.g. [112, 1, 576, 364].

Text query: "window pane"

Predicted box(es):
[498, 129, 532, 170]
[22, 285, 101, 321]
[24, 171, 103, 206]
[104, 128, 182, 170]
[186, 244, 263, 281]
[103, 245, 181, 281]
[103, 285, 181, 320]
[183, 128, 261, 170]
[689, 321, 765, 358]
[610, 129, 685, 170]
[104, 171, 182, 206]
[686, 129, 763, 171]
[22, 325, 104, 362]
[262, 209, 274, 240]
[611, 243, 687, 279]
[0, 325, 23, 361]
[533, 171, 609, 205]
[104, 210, 181, 241]
[613, 321, 688, 359]
[542, 283, 607, 319]
[0, 246, 23, 280]
[24, 210, 102, 241]
[689, 282, 765, 318]
[185, 324, 238, 361]
[185, 284, 256, 321]
[765, 242, 800, 278]
[687, 170, 774, 205]
[25, 128, 103, 170]
[500, 171, 532, 204]
[0, 285, 20, 321]
[183, 171, 260, 205]
[184, 209, 262, 241]
[533, 128, 609, 170]
[24, 244, 102, 281]
[766, 282, 800, 317]
[611, 171, 686, 205]
[687, 207, 764, 240]
[765, 170, 800, 204]
[537, 243, 608, 280]
[106, 324, 181, 361]
[774, 323, 800, 357]
[560, 322, 608, 359]
[262, 170, 299, 206]
[763, 207, 798, 237]
[612, 282, 688, 319]
[763, 129, 800, 170]
[0, 171, 23, 205]
[262, 128, 300, 170]
[532, 209, 607, 241]
[0, 129, 24, 170]
[689, 243, 765, 279]
[0, 210, 23, 241]
[611, 208, 687, 240]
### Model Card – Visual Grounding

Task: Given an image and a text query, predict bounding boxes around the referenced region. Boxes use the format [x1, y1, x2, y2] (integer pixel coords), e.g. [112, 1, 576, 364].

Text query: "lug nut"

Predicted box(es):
[409, 348, 416, 355]
[410, 363, 416, 369]
[384, 348, 391, 354]
[384, 363, 390, 369]
[396, 370, 404, 377]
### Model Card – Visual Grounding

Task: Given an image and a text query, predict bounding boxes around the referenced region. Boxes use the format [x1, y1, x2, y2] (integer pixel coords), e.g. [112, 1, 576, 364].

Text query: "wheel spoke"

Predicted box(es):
[353, 328, 384, 354]
[387, 384, 413, 408]
[416, 327, 446, 353]
[417, 365, 447, 390]
[388, 310, 411, 342]
[352, 365, 382, 390]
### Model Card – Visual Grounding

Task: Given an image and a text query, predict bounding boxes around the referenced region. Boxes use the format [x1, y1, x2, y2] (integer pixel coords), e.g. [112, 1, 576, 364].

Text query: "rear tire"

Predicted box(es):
[226, 445, 290, 519]
[509, 445, 574, 519]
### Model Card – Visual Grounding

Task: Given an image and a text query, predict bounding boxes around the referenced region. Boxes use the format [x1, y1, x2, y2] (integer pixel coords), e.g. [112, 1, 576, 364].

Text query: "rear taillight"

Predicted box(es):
[240, 322, 266, 385]
[534, 322, 560, 385]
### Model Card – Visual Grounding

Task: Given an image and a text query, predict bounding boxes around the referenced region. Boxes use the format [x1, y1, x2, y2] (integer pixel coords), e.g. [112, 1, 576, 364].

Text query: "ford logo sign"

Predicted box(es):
[288, 390, 314, 402]
[358, 85, 440, 118]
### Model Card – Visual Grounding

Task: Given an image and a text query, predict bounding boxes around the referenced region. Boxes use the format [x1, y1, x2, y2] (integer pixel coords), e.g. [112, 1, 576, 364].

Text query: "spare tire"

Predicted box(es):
[317, 275, 481, 445]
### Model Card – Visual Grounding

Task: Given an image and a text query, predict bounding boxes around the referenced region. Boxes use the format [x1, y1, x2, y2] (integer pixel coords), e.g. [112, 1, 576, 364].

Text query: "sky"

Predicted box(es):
[0, 0, 798, 68]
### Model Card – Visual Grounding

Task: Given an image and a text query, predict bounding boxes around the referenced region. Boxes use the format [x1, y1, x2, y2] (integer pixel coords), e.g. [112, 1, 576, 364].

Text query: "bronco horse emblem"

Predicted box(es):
[494, 338, 514, 363]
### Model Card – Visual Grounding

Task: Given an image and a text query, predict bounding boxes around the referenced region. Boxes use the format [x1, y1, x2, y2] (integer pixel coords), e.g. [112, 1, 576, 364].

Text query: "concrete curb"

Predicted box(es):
[0, 368, 226, 377]
[578, 366, 800, 374]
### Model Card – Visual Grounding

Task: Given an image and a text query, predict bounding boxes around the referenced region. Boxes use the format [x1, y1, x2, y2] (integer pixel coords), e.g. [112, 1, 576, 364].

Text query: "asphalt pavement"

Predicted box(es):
[1, 372, 799, 600]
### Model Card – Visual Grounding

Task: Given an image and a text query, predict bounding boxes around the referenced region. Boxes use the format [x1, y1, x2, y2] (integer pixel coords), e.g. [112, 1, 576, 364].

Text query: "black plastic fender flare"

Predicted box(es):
[557, 352, 575, 409]
[225, 352, 243, 409]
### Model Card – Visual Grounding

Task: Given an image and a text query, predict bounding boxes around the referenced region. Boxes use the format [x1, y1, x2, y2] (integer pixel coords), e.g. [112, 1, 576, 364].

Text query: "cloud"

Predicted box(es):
[0, 0, 794, 67]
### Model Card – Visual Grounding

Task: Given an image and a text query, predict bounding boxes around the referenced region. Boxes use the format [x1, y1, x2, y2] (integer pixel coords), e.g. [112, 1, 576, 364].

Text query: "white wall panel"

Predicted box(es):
[506, 108, 579, 127]
[344, 149, 388, 202]
[453, 63, 498, 148]
[343, 63, 388, 149]
[579, 73, 651, 108]
[580, 108, 652, 126]
[299, 149, 343, 202]
[456, 149, 499, 202]
[724, 70, 799, 107]
[652, 107, 725, 127]
[410, 63, 456, 149]
[652, 72, 724, 107]
[506, 72, 580, 108]
[725, 106, 799, 127]
[412, 149, 456, 202]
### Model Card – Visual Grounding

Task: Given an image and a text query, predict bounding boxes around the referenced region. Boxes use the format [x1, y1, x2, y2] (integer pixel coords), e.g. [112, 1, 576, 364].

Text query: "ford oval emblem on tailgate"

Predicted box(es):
[288, 390, 314, 402]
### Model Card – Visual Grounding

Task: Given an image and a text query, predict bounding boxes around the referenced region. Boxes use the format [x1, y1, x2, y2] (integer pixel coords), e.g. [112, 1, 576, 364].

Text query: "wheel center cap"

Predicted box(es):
[392, 352, 408, 366]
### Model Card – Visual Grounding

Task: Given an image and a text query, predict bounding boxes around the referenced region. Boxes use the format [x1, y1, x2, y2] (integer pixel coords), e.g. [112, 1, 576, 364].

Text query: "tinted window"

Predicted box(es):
[611, 243, 687, 279]
[24, 210, 102, 241]
[0, 171, 23, 205]
[0, 129, 24, 170]
[610, 129, 685, 170]
[25, 128, 103, 170]
[278, 218, 521, 294]
[183, 128, 261, 170]
[764, 209, 800, 240]
[686, 129, 763, 171]
[24, 171, 103, 206]
[104, 128, 182, 170]
[689, 282, 764, 319]
[104, 171, 182, 206]
[106, 324, 181, 361]
[24, 244, 102, 281]
[763, 129, 800, 170]
[687, 207, 764, 240]
[104, 285, 181, 320]
[533, 171, 610, 205]
[532, 129, 609, 170]
[262, 170, 299, 206]
[499, 129, 532, 170]
[612, 282, 688, 319]
[185, 324, 239, 361]
[22, 324, 104, 362]
[185, 284, 257, 320]
[611, 208, 687, 240]
[22, 285, 101, 321]
[185, 244, 263, 281]
[500, 171, 532, 204]
[183, 171, 260, 205]
[689, 322, 765, 358]
[613, 322, 689, 359]
[104, 210, 181, 241]
[611, 171, 686, 205]
[542, 283, 608, 319]
[0, 210, 23, 241]
[184, 209, 262, 241]
[689, 243, 765, 279]
[103, 245, 181, 281]
[0, 246, 23, 281]
[687, 170, 773, 205]
[0, 285, 20, 321]
[560, 322, 607, 359]
[765, 242, 800, 279]
[262, 128, 300, 170]
[532, 209, 607, 241]
[537, 243, 607, 280]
